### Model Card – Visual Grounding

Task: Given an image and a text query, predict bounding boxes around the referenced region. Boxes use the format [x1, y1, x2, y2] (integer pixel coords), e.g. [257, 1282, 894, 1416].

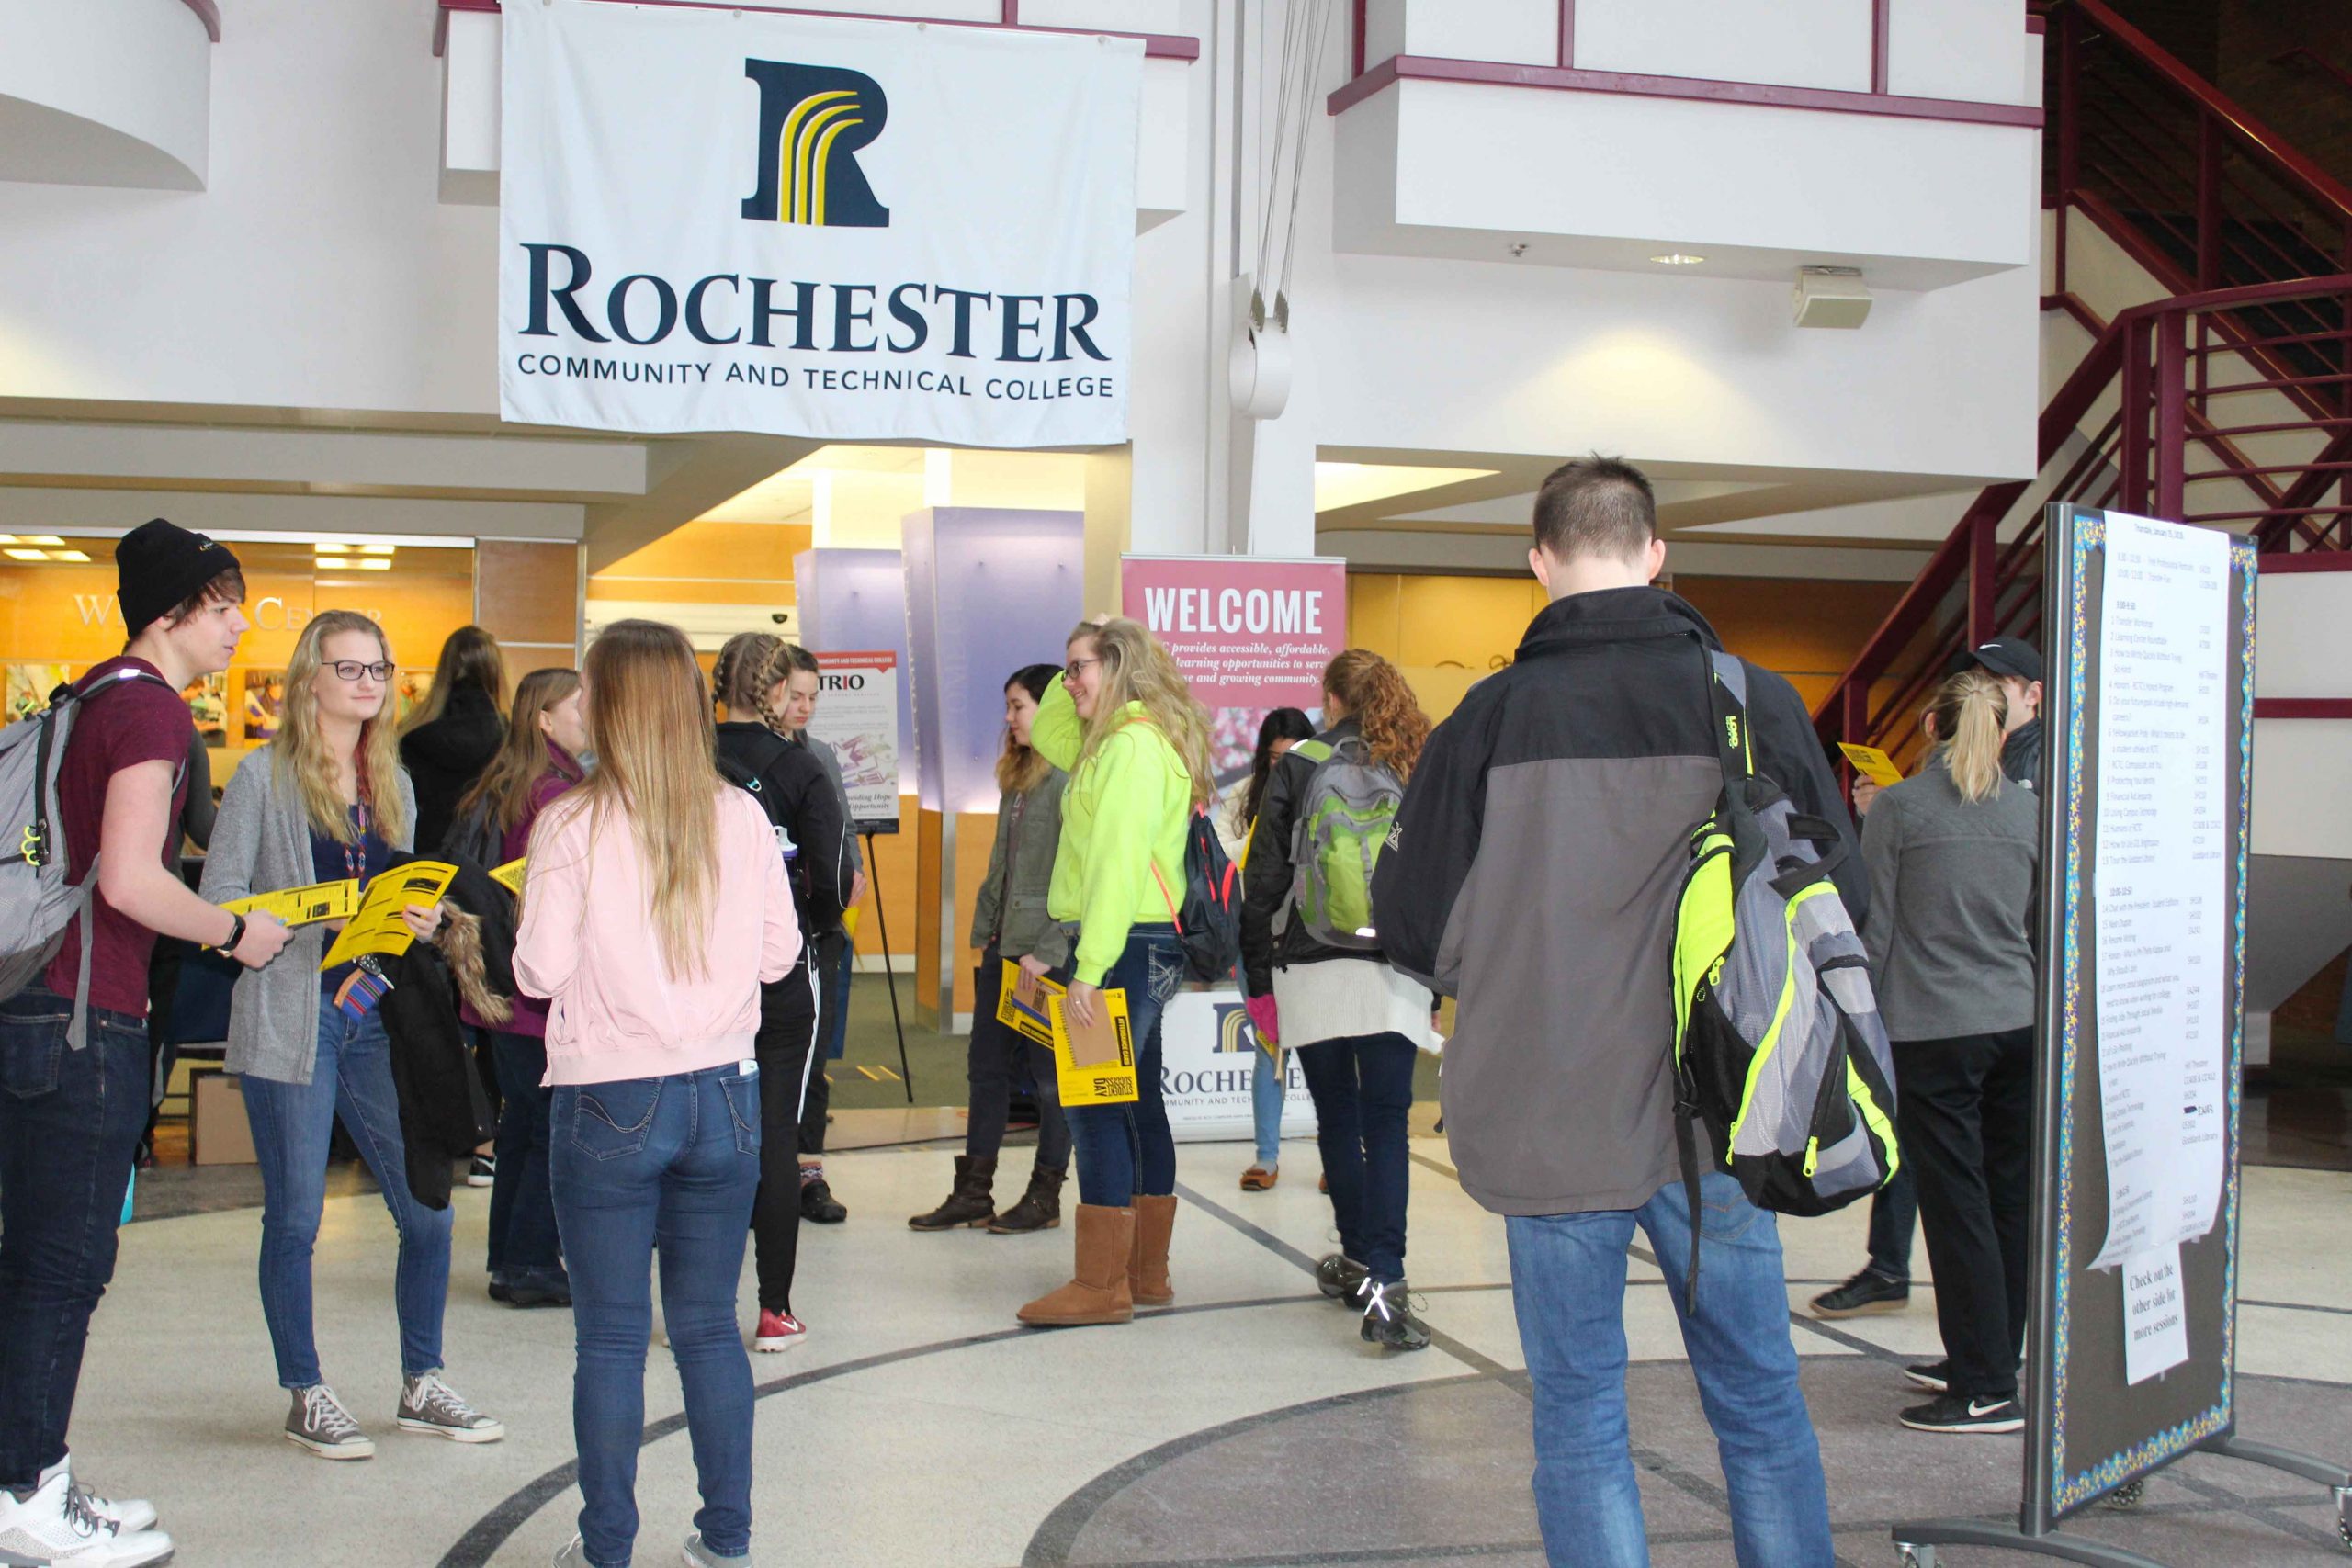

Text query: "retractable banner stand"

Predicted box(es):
[1894, 507, 2352, 1568]
[499, 1, 1139, 446]
[1123, 555, 1347, 1143]
[804, 651, 899, 835]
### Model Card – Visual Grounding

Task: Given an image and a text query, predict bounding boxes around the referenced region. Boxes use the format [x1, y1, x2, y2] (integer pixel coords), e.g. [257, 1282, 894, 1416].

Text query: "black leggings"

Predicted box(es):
[752, 958, 822, 1314]
[964, 949, 1069, 1171]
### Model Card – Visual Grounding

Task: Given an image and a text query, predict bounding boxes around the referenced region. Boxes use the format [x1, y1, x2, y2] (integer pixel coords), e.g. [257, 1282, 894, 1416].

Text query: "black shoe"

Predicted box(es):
[989, 1167, 1066, 1234]
[801, 1174, 848, 1224]
[488, 1272, 513, 1303]
[1905, 1359, 1951, 1393]
[506, 1268, 572, 1308]
[1359, 1279, 1431, 1352]
[909, 1155, 997, 1231]
[1315, 1254, 1370, 1303]
[467, 1154, 495, 1189]
[1808, 1268, 1909, 1319]
[1900, 1393, 2023, 1434]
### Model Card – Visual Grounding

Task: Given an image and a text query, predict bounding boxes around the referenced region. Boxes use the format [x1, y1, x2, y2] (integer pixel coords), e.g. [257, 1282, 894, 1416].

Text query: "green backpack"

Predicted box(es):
[1668, 646, 1902, 1292]
[1283, 735, 1404, 951]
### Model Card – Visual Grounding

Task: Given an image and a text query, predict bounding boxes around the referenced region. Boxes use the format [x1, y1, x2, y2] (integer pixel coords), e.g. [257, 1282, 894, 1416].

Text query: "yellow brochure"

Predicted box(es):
[489, 858, 527, 896]
[1837, 742, 1905, 788]
[842, 905, 861, 941]
[222, 880, 358, 929]
[1047, 987, 1137, 1108]
[996, 959, 1061, 1048]
[318, 860, 458, 971]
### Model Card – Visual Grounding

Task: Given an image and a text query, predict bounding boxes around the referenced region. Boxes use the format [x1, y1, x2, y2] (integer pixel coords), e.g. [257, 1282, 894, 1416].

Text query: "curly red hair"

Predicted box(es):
[1323, 649, 1430, 782]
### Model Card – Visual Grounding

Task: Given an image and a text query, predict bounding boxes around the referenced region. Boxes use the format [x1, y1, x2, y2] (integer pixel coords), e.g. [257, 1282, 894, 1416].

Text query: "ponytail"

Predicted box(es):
[1928, 668, 2008, 803]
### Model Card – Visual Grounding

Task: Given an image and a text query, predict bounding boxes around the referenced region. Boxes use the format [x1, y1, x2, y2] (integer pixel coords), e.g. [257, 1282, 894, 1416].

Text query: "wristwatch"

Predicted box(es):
[213, 912, 248, 956]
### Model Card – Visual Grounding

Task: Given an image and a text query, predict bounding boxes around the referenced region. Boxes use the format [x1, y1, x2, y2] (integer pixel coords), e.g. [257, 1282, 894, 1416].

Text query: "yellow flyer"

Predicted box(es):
[995, 959, 1063, 1048]
[1046, 987, 1137, 1108]
[1837, 742, 1905, 787]
[221, 880, 358, 929]
[489, 858, 527, 896]
[317, 861, 458, 971]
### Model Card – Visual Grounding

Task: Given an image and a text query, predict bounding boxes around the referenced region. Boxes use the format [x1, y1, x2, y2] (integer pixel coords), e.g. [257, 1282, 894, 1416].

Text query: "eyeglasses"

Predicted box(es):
[1065, 656, 1103, 682]
[326, 661, 394, 682]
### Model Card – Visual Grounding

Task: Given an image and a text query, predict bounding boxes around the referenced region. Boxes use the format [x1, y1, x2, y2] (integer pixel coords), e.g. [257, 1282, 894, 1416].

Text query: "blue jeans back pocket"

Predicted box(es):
[718, 1071, 761, 1156]
[1146, 946, 1186, 1005]
[569, 1078, 662, 1161]
[0, 1003, 70, 1100]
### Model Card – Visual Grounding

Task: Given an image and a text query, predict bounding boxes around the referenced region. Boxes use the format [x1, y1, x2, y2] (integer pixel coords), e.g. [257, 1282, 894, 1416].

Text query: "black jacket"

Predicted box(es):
[401, 686, 505, 856]
[1239, 716, 1374, 998]
[2002, 717, 2043, 795]
[717, 722, 854, 939]
[1369, 587, 1863, 1217]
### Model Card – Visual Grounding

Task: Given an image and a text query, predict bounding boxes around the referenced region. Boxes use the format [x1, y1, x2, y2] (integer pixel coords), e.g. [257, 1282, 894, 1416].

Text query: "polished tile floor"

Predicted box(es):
[68, 1128, 2352, 1567]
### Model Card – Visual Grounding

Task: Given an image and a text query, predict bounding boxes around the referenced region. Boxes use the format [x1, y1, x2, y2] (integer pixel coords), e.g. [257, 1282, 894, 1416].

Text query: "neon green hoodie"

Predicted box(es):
[1031, 673, 1193, 987]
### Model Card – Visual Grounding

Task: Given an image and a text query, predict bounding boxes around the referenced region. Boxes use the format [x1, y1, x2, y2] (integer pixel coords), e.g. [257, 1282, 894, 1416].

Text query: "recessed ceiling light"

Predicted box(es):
[359, 544, 395, 556]
[315, 542, 349, 554]
[23, 535, 63, 546]
[5, 547, 49, 561]
[347, 558, 392, 570]
[51, 549, 91, 562]
[1650, 253, 1706, 265]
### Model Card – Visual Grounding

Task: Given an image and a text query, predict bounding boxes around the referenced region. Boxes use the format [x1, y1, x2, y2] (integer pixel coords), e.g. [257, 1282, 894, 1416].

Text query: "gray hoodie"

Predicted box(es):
[1860, 759, 2040, 1041]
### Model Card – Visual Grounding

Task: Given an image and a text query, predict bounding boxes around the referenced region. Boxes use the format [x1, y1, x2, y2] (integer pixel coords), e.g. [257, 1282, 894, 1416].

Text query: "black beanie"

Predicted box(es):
[116, 519, 242, 638]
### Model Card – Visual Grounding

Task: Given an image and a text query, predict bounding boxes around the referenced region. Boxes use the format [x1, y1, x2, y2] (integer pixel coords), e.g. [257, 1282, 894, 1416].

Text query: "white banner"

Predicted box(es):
[1161, 989, 1317, 1145]
[499, 2, 1139, 446]
[805, 650, 901, 834]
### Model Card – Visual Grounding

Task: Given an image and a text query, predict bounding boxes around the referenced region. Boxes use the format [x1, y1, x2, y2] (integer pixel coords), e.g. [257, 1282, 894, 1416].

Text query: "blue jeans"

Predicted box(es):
[1864, 1164, 1917, 1282]
[1065, 927, 1184, 1207]
[1505, 1171, 1832, 1568]
[1295, 1032, 1417, 1282]
[243, 995, 453, 1387]
[0, 987, 148, 1489]
[552, 1064, 762, 1568]
[489, 1031, 562, 1280]
[1250, 1043, 1285, 1166]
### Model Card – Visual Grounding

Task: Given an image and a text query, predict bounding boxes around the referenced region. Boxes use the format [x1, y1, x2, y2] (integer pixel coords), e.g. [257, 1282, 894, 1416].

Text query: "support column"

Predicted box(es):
[473, 539, 583, 694]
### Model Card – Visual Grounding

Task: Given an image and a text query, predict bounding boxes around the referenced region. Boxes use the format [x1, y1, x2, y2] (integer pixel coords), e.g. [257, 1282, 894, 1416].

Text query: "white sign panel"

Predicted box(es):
[806, 651, 900, 833]
[2089, 513, 2231, 1274]
[499, 1, 1139, 446]
[1160, 988, 1317, 1145]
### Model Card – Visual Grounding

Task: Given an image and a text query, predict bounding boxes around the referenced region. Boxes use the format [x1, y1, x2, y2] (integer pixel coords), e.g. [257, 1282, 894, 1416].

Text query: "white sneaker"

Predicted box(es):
[38, 1459, 156, 1534]
[0, 1470, 175, 1566]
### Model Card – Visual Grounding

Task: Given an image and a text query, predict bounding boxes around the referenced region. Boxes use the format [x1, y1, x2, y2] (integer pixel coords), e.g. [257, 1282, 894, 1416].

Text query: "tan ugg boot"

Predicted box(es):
[1130, 1193, 1177, 1307]
[1015, 1204, 1136, 1326]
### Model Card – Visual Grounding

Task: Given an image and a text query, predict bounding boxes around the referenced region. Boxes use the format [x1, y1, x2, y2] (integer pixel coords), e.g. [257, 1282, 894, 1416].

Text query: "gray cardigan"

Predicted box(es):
[198, 750, 417, 1085]
[1860, 759, 2040, 1042]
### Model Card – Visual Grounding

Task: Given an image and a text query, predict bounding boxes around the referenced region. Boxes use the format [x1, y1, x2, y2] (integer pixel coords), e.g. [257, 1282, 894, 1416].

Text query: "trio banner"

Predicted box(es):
[499, 2, 1140, 447]
[804, 651, 902, 835]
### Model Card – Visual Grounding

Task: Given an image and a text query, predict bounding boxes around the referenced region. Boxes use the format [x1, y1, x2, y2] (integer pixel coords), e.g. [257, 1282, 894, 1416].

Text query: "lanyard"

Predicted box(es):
[338, 798, 373, 888]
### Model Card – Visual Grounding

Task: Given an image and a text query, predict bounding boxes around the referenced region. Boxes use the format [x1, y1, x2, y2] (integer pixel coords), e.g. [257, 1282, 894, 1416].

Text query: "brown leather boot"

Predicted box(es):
[1130, 1193, 1177, 1307]
[988, 1165, 1065, 1234]
[908, 1154, 997, 1231]
[1016, 1204, 1135, 1326]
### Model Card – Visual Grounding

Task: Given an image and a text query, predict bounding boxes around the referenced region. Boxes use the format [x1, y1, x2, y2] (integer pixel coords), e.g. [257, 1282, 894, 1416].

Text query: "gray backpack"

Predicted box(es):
[0, 667, 179, 1045]
[1285, 734, 1405, 951]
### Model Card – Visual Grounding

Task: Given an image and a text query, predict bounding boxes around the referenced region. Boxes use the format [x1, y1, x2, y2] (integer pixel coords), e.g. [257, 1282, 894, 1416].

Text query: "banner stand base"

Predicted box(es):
[1894, 1434, 2352, 1567]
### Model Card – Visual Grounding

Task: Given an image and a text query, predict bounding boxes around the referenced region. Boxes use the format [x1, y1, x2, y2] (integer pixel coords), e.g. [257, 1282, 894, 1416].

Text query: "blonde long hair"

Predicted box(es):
[1927, 668, 2009, 803]
[539, 620, 722, 980]
[275, 610, 410, 846]
[1068, 618, 1216, 806]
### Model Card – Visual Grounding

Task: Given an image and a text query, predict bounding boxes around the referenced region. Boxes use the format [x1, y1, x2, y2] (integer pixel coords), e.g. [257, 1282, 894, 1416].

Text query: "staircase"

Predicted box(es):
[1814, 0, 2352, 1052]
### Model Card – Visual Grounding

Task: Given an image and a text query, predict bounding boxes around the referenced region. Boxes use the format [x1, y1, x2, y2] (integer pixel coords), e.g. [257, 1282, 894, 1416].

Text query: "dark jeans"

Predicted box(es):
[243, 995, 452, 1387]
[797, 930, 846, 1156]
[489, 1031, 561, 1278]
[1895, 1028, 2034, 1400]
[752, 959, 820, 1314]
[967, 948, 1069, 1172]
[1862, 1165, 1917, 1283]
[1295, 1031, 1418, 1283]
[1065, 927, 1184, 1207]
[0, 987, 148, 1490]
[553, 1064, 762, 1568]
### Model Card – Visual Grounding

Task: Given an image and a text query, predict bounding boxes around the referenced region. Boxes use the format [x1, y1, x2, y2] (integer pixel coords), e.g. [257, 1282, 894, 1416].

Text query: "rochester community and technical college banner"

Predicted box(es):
[499, 1, 1139, 446]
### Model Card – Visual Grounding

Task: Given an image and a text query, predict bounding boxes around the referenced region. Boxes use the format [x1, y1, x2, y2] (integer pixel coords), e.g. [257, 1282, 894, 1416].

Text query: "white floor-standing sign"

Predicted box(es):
[1160, 990, 1317, 1145]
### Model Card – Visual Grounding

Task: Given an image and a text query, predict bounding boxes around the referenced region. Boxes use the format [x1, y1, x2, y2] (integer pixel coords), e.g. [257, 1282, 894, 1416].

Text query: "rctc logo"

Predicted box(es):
[740, 60, 890, 229]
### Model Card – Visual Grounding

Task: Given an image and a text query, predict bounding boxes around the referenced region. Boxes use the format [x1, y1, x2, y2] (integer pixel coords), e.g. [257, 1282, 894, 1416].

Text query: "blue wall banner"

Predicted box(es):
[499, 1, 1139, 447]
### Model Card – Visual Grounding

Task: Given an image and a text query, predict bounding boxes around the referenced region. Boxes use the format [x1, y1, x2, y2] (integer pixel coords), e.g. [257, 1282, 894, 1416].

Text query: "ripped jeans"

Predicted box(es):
[1064, 925, 1185, 1207]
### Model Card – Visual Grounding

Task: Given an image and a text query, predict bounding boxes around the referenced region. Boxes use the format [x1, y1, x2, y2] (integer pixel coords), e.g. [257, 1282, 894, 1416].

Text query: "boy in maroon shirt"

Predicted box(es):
[0, 521, 291, 1566]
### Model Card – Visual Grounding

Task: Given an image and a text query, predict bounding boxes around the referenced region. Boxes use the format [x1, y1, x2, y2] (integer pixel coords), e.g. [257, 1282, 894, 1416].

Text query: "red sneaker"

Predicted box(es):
[753, 1310, 807, 1351]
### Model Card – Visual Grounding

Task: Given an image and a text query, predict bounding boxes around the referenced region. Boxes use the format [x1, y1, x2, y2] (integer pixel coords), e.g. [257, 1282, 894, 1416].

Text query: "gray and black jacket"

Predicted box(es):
[967, 768, 1070, 970]
[1372, 587, 1864, 1217]
[1238, 716, 1368, 998]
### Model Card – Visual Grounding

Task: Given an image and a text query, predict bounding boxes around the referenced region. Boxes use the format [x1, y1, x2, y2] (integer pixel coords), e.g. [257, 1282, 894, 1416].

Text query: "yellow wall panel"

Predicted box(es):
[1396, 575, 1534, 672]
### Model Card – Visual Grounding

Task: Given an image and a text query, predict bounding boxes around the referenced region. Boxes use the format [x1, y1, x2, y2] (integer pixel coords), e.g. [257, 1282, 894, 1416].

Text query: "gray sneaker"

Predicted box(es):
[551, 1538, 590, 1567]
[285, 1383, 375, 1461]
[684, 1532, 751, 1566]
[397, 1371, 505, 1443]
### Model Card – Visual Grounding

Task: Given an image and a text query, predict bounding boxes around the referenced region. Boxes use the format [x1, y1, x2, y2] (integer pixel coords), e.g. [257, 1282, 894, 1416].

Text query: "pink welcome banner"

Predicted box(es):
[1122, 554, 1347, 780]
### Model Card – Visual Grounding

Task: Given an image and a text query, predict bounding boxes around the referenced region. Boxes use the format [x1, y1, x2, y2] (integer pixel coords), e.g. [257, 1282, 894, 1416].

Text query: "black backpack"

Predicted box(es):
[1151, 807, 1242, 983]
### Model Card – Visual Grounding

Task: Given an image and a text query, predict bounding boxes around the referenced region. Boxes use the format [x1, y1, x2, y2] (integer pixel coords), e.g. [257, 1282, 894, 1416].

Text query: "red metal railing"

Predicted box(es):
[1815, 276, 2352, 767]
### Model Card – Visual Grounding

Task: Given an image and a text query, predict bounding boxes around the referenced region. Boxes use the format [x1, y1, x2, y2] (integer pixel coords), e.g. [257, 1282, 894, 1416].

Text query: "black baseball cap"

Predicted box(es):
[1951, 637, 2042, 685]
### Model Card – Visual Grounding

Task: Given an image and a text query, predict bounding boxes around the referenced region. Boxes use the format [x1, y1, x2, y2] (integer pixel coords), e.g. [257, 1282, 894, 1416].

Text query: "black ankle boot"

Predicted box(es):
[988, 1166, 1066, 1234]
[909, 1154, 998, 1230]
